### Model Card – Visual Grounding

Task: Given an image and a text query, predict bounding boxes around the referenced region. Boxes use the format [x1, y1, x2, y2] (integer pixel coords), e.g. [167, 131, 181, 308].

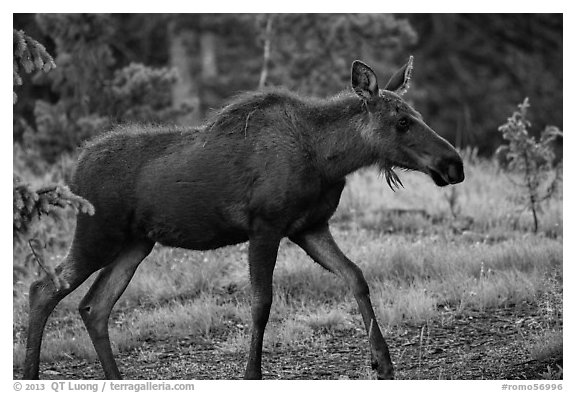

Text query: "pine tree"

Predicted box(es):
[13, 174, 94, 244]
[406, 14, 563, 155]
[28, 14, 187, 163]
[13, 29, 56, 104]
[14, 28, 94, 241]
[13, 29, 95, 285]
[266, 14, 418, 96]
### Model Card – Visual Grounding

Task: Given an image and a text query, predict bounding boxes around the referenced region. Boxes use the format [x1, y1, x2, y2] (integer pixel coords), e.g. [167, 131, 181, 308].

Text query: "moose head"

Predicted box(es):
[351, 57, 465, 189]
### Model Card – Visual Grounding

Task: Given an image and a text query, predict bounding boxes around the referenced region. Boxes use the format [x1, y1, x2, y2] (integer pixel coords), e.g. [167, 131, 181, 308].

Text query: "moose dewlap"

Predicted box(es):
[24, 57, 464, 380]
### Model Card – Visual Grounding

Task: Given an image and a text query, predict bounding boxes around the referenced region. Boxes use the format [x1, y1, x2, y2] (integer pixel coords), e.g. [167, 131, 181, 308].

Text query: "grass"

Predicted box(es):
[13, 153, 563, 376]
[539, 365, 563, 380]
[528, 330, 563, 361]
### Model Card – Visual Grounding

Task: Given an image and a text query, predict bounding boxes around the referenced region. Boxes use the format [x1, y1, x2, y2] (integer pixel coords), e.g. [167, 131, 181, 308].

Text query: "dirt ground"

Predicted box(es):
[14, 301, 562, 380]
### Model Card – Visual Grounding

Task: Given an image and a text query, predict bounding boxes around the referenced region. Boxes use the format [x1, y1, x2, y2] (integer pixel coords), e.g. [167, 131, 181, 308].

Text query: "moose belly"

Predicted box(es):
[151, 224, 248, 250]
[138, 203, 250, 251]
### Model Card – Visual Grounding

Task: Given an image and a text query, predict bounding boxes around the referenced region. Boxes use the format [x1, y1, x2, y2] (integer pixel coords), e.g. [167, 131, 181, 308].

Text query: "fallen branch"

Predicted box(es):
[28, 239, 69, 291]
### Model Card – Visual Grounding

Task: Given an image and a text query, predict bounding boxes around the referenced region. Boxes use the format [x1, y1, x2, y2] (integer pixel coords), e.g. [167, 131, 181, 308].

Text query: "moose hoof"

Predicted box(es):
[371, 359, 394, 380]
[373, 365, 394, 380]
[243, 371, 262, 380]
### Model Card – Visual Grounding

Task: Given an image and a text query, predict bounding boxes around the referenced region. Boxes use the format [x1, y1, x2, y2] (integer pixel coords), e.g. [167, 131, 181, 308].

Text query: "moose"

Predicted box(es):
[23, 57, 464, 380]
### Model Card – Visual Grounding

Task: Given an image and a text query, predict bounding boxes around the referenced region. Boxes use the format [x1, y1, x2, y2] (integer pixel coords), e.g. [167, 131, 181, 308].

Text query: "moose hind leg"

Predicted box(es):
[79, 241, 154, 380]
[290, 224, 394, 380]
[23, 252, 96, 379]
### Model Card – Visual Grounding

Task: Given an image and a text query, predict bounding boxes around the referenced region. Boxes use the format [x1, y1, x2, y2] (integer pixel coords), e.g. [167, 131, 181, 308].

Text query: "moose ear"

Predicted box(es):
[351, 60, 379, 100]
[383, 56, 414, 95]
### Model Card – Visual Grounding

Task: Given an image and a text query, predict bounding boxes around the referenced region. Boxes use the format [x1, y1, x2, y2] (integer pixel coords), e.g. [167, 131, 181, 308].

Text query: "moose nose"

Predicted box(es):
[446, 156, 465, 184]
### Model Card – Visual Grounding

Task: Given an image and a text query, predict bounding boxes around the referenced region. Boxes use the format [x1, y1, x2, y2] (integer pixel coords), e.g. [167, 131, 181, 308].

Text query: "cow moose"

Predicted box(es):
[23, 57, 464, 380]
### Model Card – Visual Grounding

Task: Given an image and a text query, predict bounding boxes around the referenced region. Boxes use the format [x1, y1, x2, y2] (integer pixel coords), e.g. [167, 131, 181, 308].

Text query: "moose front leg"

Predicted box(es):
[244, 224, 282, 380]
[290, 224, 394, 379]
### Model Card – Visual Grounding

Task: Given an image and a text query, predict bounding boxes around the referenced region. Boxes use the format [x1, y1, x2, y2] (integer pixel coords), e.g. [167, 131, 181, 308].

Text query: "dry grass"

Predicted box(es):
[528, 330, 563, 361]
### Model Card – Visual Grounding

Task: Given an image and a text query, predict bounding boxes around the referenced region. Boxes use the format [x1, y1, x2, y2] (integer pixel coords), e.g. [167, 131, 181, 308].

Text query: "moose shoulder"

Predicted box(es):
[24, 57, 464, 380]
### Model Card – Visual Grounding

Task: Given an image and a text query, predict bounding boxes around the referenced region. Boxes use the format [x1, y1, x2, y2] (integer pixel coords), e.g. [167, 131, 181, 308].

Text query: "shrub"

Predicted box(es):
[496, 98, 562, 233]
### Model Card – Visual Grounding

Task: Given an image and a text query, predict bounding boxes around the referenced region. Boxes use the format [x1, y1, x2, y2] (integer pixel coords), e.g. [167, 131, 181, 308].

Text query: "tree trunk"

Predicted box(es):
[198, 31, 220, 118]
[168, 22, 201, 125]
[200, 32, 218, 80]
[258, 15, 273, 89]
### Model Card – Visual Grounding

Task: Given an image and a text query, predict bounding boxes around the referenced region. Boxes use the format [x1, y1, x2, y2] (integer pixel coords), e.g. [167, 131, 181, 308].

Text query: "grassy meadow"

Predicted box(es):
[12, 151, 563, 378]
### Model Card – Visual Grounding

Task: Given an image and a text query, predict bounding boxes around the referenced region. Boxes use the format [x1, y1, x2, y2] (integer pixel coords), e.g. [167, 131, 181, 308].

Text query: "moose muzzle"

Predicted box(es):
[429, 155, 465, 187]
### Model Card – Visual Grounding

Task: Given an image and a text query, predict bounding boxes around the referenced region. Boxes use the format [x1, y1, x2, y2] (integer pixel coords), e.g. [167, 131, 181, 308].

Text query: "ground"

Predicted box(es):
[14, 301, 561, 380]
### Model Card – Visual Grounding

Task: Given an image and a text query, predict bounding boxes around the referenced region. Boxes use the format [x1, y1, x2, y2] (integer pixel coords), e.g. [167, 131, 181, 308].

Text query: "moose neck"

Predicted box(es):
[307, 94, 376, 182]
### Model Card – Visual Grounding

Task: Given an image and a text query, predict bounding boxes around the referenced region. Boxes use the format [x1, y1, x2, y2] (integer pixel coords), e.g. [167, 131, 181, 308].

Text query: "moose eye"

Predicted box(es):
[397, 118, 410, 132]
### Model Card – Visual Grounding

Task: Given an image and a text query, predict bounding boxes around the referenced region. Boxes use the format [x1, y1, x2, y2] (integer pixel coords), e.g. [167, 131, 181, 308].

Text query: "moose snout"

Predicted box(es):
[444, 155, 465, 184]
[446, 156, 464, 184]
[428, 154, 465, 187]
